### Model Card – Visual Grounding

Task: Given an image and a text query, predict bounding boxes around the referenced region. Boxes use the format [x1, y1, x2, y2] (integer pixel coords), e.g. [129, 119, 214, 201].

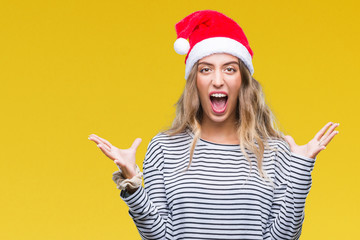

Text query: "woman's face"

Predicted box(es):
[196, 53, 241, 125]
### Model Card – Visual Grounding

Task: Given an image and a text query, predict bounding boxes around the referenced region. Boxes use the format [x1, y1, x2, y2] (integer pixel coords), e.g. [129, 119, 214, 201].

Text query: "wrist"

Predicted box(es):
[116, 162, 137, 179]
[123, 167, 137, 179]
[126, 187, 139, 195]
[112, 165, 143, 191]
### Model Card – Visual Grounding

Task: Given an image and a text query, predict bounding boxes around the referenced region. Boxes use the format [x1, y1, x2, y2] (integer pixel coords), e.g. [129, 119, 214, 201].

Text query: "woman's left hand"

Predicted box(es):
[284, 122, 339, 159]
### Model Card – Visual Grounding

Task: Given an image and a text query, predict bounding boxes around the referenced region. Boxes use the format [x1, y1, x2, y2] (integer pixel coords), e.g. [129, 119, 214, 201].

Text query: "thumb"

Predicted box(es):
[284, 135, 297, 148]
[130, 138, 142, 150]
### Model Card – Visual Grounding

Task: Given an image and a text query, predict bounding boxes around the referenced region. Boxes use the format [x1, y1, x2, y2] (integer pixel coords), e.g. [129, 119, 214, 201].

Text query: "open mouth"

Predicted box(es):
[209, 92, 228, 114]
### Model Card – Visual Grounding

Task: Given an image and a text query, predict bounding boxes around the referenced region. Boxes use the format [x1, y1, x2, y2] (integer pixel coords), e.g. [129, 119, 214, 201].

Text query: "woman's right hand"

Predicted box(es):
[88, 134, 142, 179]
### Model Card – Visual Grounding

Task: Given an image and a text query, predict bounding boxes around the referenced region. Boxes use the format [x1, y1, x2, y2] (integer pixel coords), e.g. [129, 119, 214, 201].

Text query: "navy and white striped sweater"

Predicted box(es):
[120, 130, 316, 240]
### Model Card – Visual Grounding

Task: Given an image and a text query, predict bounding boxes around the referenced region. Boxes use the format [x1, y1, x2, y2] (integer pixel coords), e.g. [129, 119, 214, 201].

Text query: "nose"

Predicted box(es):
[212, 70, 224, 88]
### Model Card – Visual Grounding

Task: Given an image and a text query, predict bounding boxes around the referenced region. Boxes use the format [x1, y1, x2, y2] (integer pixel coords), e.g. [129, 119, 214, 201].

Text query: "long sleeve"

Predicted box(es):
[267, 141, 316, 239]
[120, 138, 170, 240]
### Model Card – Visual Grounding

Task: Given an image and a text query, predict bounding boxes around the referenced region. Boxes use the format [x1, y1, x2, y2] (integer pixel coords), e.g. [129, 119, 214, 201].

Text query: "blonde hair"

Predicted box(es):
[165, 58, 285, 181]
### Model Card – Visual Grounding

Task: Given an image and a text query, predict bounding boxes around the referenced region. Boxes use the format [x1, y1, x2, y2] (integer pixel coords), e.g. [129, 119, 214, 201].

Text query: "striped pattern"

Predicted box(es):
[120, 131, 316, 240]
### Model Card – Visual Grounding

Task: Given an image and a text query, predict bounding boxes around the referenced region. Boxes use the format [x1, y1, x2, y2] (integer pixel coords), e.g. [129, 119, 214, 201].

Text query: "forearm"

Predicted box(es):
[121, 187, 167, 240]
[125, 187, 138, 195]
[268, 151, 316, 239]
[119, 136, 169, 239]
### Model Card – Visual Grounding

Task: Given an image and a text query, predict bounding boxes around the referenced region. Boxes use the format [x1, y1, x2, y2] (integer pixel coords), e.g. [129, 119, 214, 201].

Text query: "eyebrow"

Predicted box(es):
[198, 61, 240, 67]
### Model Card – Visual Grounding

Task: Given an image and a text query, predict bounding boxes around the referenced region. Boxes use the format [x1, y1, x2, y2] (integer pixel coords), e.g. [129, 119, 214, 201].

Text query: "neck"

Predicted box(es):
[200, 117, 239, 145]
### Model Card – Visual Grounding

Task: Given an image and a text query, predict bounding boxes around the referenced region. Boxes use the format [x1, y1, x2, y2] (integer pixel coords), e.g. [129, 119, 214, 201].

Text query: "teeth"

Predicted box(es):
[211, 93, 227, 98]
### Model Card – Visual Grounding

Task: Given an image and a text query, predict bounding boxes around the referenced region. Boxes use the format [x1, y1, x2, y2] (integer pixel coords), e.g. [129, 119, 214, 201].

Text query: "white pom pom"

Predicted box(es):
[174, 38, 190, 55]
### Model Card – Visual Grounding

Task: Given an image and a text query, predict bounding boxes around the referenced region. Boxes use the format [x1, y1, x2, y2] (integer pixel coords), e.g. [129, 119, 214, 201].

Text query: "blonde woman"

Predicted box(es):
[89, 10, 338, 240]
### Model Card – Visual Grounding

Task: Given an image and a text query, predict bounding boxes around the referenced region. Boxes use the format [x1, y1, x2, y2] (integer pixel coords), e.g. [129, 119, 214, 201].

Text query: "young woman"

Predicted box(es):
[89, 10, 339, 240]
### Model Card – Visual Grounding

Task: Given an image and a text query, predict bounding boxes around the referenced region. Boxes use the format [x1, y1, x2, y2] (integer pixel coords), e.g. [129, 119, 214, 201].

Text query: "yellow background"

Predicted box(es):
[1, 0, 358, 239]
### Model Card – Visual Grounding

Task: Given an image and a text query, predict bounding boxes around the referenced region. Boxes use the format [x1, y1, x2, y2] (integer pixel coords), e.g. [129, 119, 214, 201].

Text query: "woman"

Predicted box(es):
[89, 10, 338, 239]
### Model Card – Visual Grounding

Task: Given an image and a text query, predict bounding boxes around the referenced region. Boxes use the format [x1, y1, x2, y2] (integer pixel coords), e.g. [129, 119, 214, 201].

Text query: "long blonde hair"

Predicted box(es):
[166, 58, 285, 180]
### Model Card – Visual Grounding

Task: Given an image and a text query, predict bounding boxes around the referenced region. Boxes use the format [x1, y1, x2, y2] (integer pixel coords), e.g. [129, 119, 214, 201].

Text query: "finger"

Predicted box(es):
[314, 122, 334, 141]
[130, 138, 142, 150]
[89, 134, 111, 147]
[97, 144, 115, 160]
[319, 130, 339, 147]
[94, 135, 113, 148]
[88, 134, 101, 144]
[89, 134, 112, 149]
[89, 136, 111, 151]
[319, 123, 340, 142]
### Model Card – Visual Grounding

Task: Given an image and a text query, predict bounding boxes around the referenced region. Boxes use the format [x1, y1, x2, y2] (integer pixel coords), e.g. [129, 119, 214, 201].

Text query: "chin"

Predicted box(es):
[207, 112, 232, 124]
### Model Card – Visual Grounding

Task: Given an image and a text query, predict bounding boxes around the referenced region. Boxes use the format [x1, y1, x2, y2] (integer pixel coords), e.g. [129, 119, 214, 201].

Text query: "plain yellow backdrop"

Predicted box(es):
[0, 0, 358, 239]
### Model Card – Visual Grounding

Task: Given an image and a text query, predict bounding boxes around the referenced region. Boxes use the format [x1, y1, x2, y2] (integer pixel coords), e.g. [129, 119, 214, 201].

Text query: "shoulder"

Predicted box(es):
[265, 137, 291, 155]
[144, 130, 192, 168]
[148, 130, 193, 150]
[264, 138, 292, 181]
[265, 137, 292, 168]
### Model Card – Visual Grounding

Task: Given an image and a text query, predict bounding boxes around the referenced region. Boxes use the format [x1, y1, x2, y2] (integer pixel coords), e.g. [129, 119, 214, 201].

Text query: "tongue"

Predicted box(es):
[212, 97, 226, 110]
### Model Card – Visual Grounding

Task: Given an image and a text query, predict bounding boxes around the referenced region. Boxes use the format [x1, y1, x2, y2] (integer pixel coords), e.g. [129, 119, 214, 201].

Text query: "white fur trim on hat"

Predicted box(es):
[184, 37, 254, 79]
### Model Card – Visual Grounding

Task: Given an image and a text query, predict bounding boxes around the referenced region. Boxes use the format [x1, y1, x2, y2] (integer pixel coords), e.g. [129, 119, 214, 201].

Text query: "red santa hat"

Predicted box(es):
[174, 10, 254, 79]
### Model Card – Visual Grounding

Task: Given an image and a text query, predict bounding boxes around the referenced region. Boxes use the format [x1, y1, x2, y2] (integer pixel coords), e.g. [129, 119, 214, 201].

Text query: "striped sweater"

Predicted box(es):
[120, 130, 316, 240]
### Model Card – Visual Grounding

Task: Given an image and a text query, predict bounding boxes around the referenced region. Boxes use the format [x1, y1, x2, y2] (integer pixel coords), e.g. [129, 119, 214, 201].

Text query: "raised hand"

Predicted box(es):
[88, 134, 142, 179]
[284, 122, 339, 159]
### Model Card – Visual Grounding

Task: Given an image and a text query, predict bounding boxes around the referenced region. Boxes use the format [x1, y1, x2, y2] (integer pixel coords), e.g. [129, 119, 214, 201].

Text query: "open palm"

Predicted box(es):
[88, 134, 142, 179]
[284, 122, 339, 159]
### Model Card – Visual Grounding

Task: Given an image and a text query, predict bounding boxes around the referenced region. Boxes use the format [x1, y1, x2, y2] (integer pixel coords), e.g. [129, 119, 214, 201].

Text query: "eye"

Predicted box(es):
[224, 67, 236, 73]
[199, 67, 211, 73]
